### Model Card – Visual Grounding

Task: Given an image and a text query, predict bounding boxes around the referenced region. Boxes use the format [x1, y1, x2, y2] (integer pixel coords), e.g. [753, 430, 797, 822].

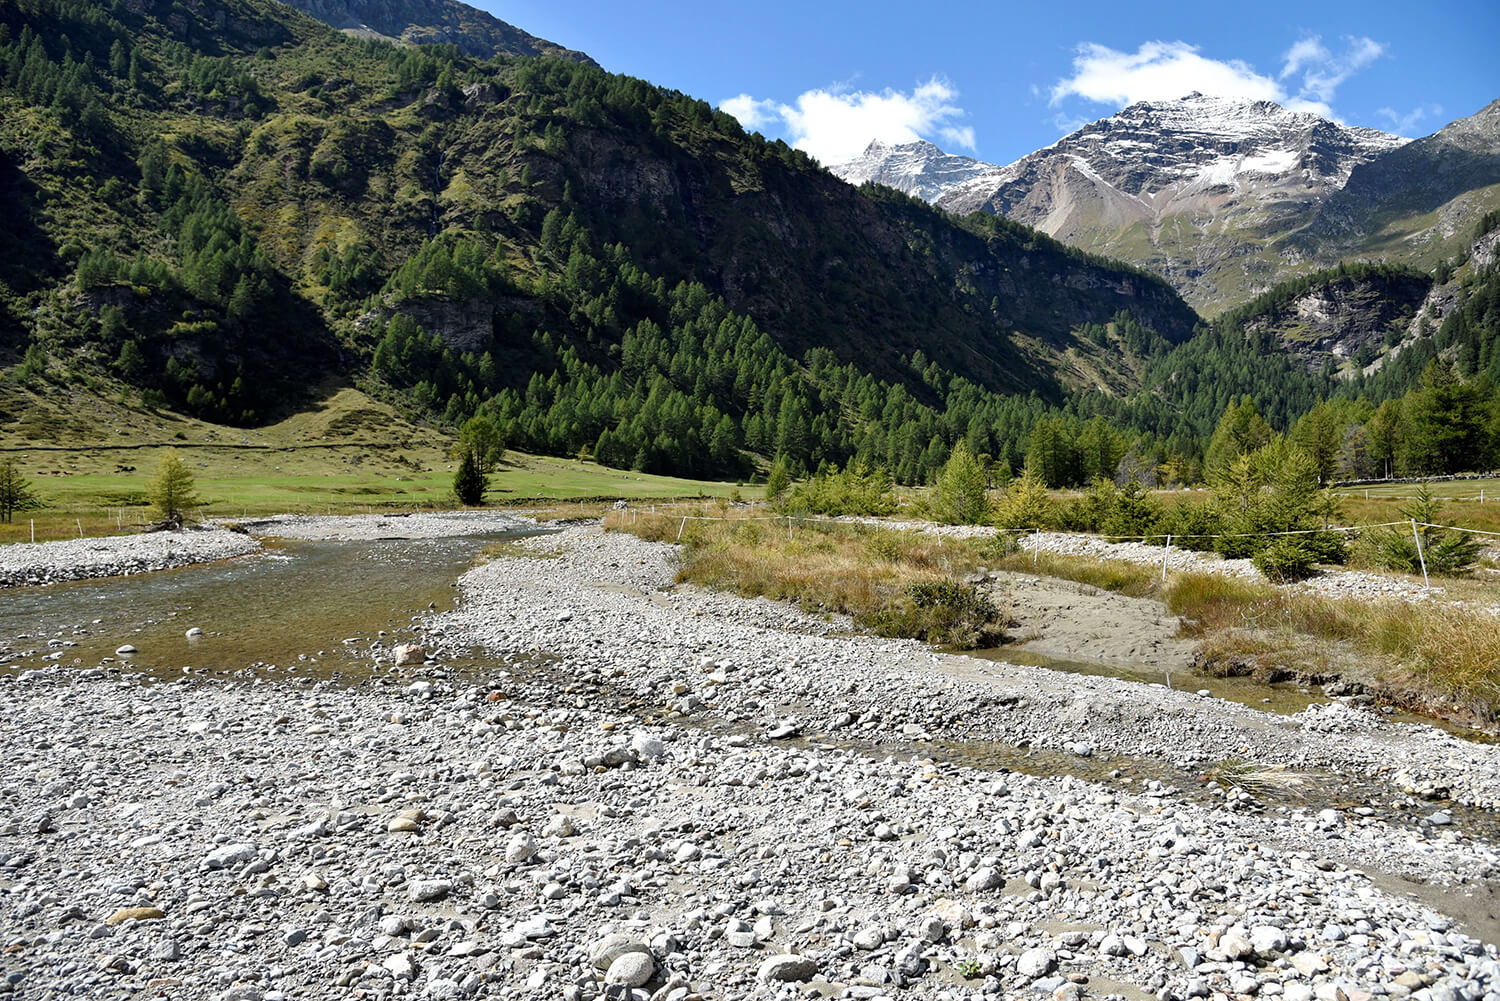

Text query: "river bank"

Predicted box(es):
[0, 632, 1494, 1001]
[0, 512, 539, 590]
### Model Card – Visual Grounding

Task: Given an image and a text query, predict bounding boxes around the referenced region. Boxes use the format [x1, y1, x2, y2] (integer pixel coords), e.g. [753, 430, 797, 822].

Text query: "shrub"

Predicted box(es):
[1361, 484, 1481, 577]
[1252, 538, 1319, 582]
[1158, 498, 1225, 553]
[1210, 443, 1345, 564]
[993, 471, 1054, 530]
[765, 457, 791, 505]
[866, 579, 1007, 648]
[1057, 477, 1165, 540]
[785, 461, 895, 516]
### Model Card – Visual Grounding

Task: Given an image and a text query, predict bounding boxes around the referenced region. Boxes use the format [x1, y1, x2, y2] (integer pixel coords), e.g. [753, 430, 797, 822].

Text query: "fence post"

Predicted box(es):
[77, 519, 83, 538]
[1411, 518, 1430, 590]
[30, 519, 34, 543]
[788, 516, 793, 541]
[677, 516, 687, 542]
[1032, 528, 1039, 566]
[1162, 534, 1171, 581]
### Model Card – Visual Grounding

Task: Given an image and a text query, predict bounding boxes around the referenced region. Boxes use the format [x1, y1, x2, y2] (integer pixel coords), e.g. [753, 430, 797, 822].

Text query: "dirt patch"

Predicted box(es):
[984, 570, 1197, 670]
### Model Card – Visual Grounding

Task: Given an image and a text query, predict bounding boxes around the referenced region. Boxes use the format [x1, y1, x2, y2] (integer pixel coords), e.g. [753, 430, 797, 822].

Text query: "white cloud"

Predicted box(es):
[719, 77, 975, 165]
[1284, 97, 1336, 119]
[1282, 34, 1385, 103]
[719, 94, 779, 132]
[1049, 35, 1385, 123]
[1050, 41, 1281, 107]
[1279, 37, 1328, 80]
[1378, 102, 1443, 136]
[1051, 112, 1089, 135]
[939, 125, 976, 149]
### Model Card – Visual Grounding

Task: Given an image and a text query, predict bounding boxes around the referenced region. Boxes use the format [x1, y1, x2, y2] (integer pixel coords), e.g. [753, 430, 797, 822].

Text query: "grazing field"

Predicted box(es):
[0, 385, 751, 543]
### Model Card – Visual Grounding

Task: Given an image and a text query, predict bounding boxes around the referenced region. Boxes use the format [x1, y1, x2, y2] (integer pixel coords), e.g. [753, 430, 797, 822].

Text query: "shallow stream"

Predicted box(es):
[0, 531, 546, 681]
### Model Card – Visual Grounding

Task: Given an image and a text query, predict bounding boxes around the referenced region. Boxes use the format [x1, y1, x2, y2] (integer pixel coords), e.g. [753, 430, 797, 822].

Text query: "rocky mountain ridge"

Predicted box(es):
[280, 0, 596, 63]
[831, 95, 1500, 314]
[1300, 98, 1500, 257]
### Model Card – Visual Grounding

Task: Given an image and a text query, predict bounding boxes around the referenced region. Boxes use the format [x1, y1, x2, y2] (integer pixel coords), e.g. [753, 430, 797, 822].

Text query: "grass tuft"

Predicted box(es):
[989, 549, 1163, 598]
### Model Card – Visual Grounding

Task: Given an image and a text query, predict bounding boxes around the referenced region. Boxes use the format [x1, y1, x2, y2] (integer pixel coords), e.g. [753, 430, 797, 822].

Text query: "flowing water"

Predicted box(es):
[0, 530, 549, 682]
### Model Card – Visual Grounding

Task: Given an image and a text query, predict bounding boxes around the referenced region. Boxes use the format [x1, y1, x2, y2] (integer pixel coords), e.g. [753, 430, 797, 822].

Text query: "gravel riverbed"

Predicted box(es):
[1016, 534, 1438, 604]
[225, 512, 537, 541]
[3, 520, 1498, 1001]
[0, 528, 260, 589]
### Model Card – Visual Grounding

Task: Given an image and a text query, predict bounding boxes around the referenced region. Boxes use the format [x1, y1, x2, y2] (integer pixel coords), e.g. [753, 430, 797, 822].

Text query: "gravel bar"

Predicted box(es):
[225, 511, 538, 541]
[1017, 532, 1439, 603]
[0, 527, 260, 589]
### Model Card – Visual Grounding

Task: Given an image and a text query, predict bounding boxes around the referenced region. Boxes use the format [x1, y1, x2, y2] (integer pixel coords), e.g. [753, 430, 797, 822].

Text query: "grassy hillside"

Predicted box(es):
[0, 383, 747, 543]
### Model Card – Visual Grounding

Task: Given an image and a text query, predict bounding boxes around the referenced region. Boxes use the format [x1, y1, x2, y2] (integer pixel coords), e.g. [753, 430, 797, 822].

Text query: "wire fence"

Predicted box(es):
[1334, 488, 1497, 503]
[610, 503, 1500, 591]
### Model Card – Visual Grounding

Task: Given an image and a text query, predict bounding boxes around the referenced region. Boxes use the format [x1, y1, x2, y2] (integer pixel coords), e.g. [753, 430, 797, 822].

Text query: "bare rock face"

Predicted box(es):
[1242, 271, 1433, 371]
[462, 82, 501, 107]
[1308, 98, 1500, 250]
[389, 296, 493, 354]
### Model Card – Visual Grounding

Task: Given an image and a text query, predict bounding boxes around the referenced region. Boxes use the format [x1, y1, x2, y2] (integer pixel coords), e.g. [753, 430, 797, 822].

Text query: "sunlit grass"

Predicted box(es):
[602, 507, 1009, 647]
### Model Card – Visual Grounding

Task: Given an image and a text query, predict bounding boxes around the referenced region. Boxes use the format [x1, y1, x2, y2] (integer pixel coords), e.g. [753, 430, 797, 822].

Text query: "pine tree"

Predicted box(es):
[453, 447, 485, 505]
[454, 416, 505, 475]
[0, 460, 40, 524]
[765, 456, 791, 504]
[932, 440, 991, 525]
[148, 449, 198, 526]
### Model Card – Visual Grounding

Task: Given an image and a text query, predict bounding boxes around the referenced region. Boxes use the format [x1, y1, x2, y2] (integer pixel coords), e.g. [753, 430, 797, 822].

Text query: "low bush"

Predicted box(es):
[993, 471, 1055, 530]
[866, 579, 1008, 648]
[1252, 538, 1319, 582]
[1359, 485, 1481, 577]
[1054, 477, 1165, 541]
[784, 461, 895, 516]
[1157, 498, 1225, 553]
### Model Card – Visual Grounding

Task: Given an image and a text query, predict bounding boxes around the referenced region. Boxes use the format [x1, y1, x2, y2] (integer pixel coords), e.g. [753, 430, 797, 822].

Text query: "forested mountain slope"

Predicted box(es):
[280, 0, 597, 64]
[0, 0, 1199, 483]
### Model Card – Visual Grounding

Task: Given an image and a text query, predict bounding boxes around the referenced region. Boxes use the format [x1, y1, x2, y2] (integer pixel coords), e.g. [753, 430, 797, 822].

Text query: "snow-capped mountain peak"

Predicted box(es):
[830, 94, 1420, 312]
[830, 139, 997, 203]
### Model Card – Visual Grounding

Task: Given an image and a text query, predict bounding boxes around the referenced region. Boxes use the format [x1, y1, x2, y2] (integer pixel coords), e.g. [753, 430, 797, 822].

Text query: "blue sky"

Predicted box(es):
[482, 0, 1498, 166]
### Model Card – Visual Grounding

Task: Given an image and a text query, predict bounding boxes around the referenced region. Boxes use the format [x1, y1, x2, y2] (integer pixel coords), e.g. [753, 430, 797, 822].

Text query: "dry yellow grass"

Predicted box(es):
[988, 549, 1163, 597]
[607, 506, 1500, 719]
[602, 507, 1008, 646]
[1165, 571, 1500, 717]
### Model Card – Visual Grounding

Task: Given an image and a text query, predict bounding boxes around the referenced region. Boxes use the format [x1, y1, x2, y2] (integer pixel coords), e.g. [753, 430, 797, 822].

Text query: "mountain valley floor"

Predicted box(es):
[1, 515, 1498, 999]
